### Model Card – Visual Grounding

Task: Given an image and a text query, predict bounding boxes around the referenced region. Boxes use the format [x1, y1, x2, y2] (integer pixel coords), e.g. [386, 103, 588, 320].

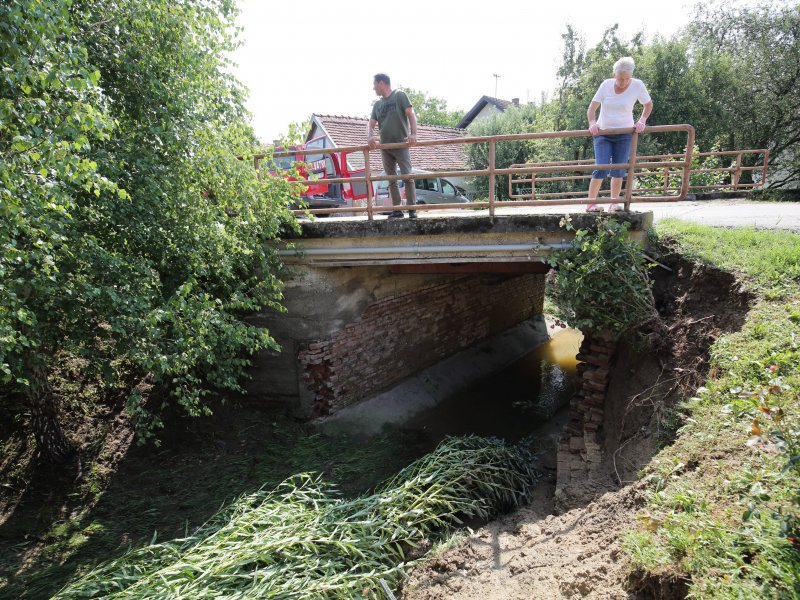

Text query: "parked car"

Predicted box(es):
[268, 135, 367, 213]
[374, 169, 470, 208]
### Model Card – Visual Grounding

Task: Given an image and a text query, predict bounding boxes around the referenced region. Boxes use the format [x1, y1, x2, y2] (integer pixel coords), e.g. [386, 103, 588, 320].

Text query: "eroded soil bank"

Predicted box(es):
[402, 249, 753, 599]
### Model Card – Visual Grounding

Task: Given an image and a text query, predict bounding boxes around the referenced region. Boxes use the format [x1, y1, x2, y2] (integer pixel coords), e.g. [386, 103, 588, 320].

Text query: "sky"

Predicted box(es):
[230, 0, 698, 144]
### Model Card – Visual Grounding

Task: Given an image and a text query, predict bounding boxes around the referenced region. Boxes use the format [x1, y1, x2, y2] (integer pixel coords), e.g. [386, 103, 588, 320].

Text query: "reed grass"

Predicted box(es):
[55, 436, 538, 599]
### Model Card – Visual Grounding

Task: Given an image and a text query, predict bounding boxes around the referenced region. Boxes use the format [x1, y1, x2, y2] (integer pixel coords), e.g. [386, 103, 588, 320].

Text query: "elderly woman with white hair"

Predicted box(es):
[586, 56, 653, 212]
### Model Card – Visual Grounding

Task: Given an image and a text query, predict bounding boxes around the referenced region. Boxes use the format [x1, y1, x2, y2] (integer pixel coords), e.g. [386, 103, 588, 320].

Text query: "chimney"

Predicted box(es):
[512, 98, 520, 106]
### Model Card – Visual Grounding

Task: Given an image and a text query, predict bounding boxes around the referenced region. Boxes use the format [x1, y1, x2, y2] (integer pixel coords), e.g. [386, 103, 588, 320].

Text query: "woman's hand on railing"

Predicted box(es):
[588, 122, 600, 135]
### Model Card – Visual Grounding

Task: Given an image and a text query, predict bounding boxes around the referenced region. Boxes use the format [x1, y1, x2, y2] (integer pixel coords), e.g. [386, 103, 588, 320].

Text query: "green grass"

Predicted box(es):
[624, 222, 800, 598]
[656, 219, 800, 296]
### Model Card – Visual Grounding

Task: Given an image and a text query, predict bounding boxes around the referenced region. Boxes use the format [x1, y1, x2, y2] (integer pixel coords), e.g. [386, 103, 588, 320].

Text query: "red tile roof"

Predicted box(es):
[311, 115, 468, 173]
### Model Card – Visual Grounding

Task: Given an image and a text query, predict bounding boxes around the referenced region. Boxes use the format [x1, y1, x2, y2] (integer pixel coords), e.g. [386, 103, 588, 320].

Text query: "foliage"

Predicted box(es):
[402, 88, 464, 128]
[750, 188, 800, 203]
[53, 436, 539, 599]
[0, 0, 297, 455]
[625, 223, 800, 598]
[546, 216, 657, 338]
[465, 103, 542, 200]
[687, 1, 800, 188]
[636, 145, 727, 194]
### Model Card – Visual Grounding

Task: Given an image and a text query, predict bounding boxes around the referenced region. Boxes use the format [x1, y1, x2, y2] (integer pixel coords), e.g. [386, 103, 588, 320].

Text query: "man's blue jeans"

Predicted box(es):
[592, 133, 632, 179]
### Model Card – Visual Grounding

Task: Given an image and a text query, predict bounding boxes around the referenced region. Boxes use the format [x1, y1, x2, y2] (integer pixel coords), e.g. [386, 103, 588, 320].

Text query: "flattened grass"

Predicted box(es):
[54, 436, 538, 599]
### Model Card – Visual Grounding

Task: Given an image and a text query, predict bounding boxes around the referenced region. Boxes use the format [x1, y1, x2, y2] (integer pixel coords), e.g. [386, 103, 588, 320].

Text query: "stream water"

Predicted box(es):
[402, 328, 583, 446]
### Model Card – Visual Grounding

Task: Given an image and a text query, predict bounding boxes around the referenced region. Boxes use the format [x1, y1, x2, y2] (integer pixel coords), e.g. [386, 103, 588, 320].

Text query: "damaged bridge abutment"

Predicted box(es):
[246, 265, 546, 417]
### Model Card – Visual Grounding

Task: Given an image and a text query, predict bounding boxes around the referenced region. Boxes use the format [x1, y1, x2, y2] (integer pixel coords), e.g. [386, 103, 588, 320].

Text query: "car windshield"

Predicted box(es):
[271, 156, 295, 170]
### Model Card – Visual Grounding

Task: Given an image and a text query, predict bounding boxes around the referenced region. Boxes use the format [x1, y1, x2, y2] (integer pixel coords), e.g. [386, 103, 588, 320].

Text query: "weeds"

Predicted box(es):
[53, 436, 538, 599]
[548, 215, 658, 338]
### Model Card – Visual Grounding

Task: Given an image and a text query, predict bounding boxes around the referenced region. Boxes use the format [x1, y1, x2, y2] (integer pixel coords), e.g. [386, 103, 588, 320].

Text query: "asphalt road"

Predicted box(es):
[635, 199, 800, 230]
[321, 198, 800, 231]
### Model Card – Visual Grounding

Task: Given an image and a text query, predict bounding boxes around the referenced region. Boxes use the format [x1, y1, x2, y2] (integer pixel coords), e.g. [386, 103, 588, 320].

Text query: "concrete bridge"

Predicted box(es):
[246, 212, 652, 419]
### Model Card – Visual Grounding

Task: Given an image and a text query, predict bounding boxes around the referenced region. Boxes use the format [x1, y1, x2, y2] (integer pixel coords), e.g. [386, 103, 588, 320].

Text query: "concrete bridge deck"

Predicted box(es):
[279, 212, 652, 268]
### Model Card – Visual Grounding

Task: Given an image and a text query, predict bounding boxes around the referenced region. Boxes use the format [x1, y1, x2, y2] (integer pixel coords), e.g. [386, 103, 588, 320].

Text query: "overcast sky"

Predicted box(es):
[230, 0, 699, 144]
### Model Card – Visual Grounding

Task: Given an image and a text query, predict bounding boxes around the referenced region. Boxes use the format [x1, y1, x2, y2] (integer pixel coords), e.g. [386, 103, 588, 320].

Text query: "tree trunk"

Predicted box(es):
[26, 361, 73, 463]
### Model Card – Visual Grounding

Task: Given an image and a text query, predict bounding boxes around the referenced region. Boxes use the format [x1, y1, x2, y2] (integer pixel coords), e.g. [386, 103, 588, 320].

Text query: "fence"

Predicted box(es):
[257, 124, 700, 220]
[508, 148, 769, 200]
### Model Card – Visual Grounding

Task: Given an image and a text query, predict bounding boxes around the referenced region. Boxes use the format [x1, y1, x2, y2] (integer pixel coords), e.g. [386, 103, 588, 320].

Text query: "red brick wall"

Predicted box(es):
[298, 273, 545, 415]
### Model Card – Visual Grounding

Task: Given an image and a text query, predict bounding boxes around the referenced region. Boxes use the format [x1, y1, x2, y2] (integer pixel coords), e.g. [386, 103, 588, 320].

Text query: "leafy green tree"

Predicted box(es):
[547, 3, 799, 188]
[687, 1, 800, 186]
[401, 88, 464, 128]
[465, 103, 541, 200]
[1, 0, 297, 461]
[548, 217, 657, 338]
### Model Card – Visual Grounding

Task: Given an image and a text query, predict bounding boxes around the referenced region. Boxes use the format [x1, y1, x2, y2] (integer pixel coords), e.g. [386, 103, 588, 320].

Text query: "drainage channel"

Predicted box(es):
[400, 328, 583, 449]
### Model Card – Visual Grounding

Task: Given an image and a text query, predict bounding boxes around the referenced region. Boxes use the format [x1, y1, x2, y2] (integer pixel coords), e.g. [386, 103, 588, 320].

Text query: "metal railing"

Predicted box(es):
[509, 148, 769, 200]
[257, 124, 697, 219]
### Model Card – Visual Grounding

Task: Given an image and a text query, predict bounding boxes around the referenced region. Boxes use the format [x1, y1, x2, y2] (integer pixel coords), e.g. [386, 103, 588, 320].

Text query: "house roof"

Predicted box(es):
[457, 96, 518, 129]
[309, 114, 468, 173]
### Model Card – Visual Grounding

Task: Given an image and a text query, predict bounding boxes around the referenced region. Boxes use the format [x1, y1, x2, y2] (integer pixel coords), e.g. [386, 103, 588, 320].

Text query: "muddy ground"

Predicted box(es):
[402, 248, 752, 599]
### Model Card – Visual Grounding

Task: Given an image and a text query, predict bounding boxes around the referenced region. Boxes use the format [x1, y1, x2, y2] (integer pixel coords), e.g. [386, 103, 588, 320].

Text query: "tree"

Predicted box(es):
[401, 88, 464, 128]
[687, 2, 800, 187]
[465, 103, 541, 200]
[547, 4, 800, 188]
[1, 0, 297, 461]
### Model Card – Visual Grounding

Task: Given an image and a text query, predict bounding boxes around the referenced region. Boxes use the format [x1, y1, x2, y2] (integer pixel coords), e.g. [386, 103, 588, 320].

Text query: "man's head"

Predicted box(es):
[373, 73, 391, 97]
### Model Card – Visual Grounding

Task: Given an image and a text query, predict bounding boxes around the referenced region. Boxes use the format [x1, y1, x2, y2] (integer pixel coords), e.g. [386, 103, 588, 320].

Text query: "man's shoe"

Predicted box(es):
[388, 211, 404, 218]
[408, 210, 418, 219]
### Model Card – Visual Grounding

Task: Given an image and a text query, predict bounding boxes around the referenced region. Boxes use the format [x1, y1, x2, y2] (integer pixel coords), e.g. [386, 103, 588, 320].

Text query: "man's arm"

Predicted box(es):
[405, 106, 417, 146]
[367, 118, 378, 149]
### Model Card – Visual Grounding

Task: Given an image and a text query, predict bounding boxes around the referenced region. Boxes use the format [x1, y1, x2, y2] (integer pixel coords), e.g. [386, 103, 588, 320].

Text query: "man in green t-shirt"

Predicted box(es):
[367, 73, 419, 218]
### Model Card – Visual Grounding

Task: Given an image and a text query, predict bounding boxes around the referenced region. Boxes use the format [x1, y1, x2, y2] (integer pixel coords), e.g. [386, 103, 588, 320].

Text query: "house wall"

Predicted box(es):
[474, 104, 502, 122]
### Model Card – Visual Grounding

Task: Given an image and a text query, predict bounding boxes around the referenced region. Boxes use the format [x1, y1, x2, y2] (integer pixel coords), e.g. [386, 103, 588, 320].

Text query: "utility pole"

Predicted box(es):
[493, 73, 501, 98]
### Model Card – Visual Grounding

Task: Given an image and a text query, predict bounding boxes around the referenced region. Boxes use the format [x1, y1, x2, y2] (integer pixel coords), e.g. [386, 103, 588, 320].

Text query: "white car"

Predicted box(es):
[374, 170, 470, 208]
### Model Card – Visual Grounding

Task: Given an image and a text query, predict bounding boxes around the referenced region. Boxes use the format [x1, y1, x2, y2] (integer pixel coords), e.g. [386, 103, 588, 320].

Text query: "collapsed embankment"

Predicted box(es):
[401, 247, 755, 599]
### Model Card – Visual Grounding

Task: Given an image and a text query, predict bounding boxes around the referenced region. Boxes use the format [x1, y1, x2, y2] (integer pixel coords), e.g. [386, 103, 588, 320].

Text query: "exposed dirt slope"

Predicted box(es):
[403, 250, 752, 599]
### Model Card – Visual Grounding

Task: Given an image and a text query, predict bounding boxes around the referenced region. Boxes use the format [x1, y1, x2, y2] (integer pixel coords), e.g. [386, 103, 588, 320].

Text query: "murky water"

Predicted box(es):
[403, 328, 583, 445]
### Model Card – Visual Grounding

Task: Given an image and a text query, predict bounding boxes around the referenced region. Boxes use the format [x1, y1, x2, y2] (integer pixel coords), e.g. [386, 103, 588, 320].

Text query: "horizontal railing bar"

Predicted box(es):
[265, 124, 695, 159]
[256, 124, 772, 218]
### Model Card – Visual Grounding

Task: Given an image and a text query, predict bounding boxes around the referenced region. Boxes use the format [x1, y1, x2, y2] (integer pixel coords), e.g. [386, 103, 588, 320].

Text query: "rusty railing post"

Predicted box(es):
[531, 172, 536, 200]
[363, 149, 373, 221]
[678, 126, 695, 199]
[624, 130, 640, 211]
[733, 151, 742, 191]
[489, 140, 496, 217]
[662, 167, 669, 195]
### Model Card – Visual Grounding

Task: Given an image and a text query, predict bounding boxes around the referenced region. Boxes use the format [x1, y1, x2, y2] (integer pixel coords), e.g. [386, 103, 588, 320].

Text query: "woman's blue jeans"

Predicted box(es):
[592, 133, 632, 179]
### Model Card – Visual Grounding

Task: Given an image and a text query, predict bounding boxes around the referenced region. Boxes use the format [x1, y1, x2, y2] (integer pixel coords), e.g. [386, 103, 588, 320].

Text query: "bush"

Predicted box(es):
[547, 216, 658, 338]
